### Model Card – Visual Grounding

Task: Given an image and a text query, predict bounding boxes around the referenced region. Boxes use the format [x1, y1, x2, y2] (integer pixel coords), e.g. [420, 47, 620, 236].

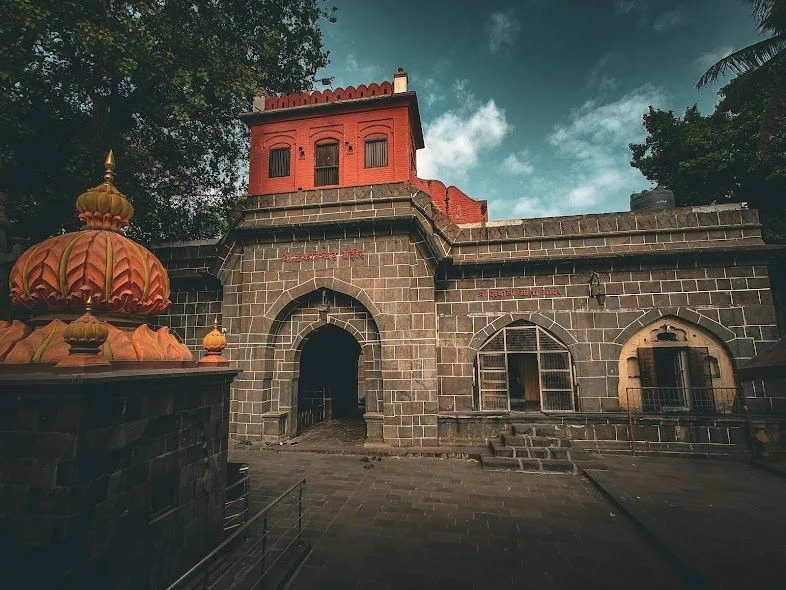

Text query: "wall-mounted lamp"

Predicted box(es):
[317, 288, 330, 321]
[345, 141, 353, 154]
[298, 146, 305, 160]
[589, 272, 606, 307]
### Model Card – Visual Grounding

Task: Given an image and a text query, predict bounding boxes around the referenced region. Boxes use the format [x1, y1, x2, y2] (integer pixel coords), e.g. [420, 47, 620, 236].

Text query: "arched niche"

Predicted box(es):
[617, 316, 737, 413]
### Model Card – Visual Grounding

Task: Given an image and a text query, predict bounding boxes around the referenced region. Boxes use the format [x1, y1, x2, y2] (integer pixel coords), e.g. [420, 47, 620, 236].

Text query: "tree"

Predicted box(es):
[697, 0, 786, 149]
[629, 82, 786, 243]
[0, 0, 334, 244]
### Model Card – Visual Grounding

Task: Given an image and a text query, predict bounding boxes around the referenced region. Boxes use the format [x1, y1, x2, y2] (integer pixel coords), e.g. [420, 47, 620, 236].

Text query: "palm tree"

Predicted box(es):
[697, 0, 786, 149]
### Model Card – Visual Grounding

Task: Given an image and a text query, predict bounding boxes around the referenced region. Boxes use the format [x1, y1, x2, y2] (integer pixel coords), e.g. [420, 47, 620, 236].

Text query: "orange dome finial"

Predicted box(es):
[56, 296, 111, 370]
[199, 316, 229, 366]
[104, 149, 116, 183]
[9, 152, 171, 316]
[75, 151, 135, 231]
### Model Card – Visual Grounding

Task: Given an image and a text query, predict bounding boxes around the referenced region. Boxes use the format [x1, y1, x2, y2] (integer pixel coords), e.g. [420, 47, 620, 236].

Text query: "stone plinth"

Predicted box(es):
[0, 366, 239, 589]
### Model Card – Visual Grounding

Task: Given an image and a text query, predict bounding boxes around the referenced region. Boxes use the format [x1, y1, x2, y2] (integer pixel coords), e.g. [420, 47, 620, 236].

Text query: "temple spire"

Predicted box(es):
[103, 150, 115, 184]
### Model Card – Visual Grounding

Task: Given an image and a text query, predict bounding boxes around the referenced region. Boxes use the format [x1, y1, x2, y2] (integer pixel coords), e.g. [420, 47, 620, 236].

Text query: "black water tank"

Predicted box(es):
[630, 186, 675, 211]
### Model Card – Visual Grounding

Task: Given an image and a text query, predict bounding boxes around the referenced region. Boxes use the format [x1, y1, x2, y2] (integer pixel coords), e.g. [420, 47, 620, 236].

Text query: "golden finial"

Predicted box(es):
[104, 150, 115, 183]
[199, 316, 229, 366]
[85, 295, 94, 313]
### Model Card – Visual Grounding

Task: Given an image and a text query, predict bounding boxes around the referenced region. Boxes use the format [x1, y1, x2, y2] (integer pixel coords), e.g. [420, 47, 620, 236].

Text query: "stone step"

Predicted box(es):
[480, 454, 577, 474]
[502, 433, 569, 448]
[511, 423, 563, 437]
[490, 440, 571, 460]
[572, 457, 609, 471]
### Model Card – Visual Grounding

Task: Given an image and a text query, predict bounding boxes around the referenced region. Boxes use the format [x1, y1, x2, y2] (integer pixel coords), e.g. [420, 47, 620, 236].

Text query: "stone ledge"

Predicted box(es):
[0, 366, 240, 386]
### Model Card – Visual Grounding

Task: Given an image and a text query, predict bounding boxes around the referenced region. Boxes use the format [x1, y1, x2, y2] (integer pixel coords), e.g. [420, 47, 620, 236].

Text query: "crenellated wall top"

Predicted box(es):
[261, 82, 395, 111]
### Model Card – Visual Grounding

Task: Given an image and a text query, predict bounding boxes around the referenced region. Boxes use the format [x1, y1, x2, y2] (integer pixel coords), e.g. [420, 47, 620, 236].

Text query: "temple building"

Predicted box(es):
[153, 69, 785, 455]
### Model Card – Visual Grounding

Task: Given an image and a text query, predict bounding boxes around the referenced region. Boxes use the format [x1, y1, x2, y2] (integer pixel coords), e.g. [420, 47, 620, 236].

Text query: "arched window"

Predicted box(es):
[618, 318, 737, 414]
[475, 323, 575, 412]
[314, 141, 339, 186]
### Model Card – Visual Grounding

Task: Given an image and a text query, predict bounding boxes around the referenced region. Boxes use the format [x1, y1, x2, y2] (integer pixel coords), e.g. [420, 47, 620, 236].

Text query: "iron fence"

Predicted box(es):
[224, 463, 250, 534]
[623, 387, 750, 456]
[167, 478, 308, 590]
[625, 387, 743, 415]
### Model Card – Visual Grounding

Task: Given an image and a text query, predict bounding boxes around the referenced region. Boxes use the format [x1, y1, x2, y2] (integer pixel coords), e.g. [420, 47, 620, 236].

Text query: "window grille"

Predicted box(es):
[476, 324, 575, 412]
[269, 147, 290, 178]
[364, 138, 388, 168]
[315, 142, 339, 186]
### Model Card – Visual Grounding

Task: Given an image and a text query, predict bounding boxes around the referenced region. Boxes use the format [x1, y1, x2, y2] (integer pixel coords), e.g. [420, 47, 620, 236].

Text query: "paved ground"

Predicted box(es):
[231, 449, 688, 590]
[585, 455, 786, 590]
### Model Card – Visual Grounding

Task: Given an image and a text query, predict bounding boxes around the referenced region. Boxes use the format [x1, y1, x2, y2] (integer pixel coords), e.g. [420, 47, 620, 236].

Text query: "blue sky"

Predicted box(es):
[315, 0, 762, 220]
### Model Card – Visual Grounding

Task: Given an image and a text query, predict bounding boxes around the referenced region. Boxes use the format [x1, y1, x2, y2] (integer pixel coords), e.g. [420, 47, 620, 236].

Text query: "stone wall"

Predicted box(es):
[0, 368, 237, 588]
[153, 185, 783, 448]
[436, 253, 778, 414]
[221, 227, 438, 447]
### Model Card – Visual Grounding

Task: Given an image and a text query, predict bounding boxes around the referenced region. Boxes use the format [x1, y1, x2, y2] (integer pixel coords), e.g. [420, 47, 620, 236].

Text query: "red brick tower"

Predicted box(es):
[240, 68, 487, 224]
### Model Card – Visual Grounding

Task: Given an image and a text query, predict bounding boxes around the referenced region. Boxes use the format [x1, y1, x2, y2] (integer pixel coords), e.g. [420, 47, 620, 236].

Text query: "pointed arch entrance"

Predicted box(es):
[267, 287, 383, 439]
[296, 324, 361, 431]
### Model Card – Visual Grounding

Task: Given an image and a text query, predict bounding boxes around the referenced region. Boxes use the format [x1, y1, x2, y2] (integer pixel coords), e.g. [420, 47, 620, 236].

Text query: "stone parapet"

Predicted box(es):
[0, 367, 238, 588]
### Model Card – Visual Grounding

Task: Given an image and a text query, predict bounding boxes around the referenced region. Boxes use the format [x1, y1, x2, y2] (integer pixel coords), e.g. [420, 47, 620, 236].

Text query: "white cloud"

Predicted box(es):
[501, 151, 534, 175]
[511, 196, 562, 218]
[694, 46, 735, 72]
[615, 2, 689, 32]
[417, 77, 445, 107]
[486, 9, 521, 53]
[418, 98, 511, 180]
[614, 0, 639, 15]
[585, 54, 619, 94]
[341, 54, 382, 85]
[540, 85, 666, 213]
[652, 8, 688, 32]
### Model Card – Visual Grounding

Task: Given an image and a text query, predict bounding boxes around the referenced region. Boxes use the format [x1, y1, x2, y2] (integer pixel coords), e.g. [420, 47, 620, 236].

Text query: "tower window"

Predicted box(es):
[364, 138, 388, 168]
[315, 142, 339, 186]
[269, 147, 290, 178]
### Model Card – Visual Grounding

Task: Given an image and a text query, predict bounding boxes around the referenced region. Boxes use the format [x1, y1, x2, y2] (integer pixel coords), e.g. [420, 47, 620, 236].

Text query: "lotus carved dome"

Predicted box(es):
[9, 151, 170, 315]
[2, 152, 191, 366]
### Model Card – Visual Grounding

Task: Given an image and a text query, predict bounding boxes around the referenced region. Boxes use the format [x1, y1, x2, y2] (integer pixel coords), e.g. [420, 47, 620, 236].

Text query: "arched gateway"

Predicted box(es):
[296, 324, 361, 431]
[270, 288, 382, 436]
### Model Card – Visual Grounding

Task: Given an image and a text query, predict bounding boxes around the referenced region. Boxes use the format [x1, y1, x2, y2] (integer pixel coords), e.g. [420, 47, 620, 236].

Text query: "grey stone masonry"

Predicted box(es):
[0, 367, 238, 588]
[155, 184, 784, 448]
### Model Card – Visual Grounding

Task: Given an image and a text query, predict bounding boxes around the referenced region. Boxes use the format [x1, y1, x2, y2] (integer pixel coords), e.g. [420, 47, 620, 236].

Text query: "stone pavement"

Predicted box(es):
[231, 449, 688, 590]
[584, 455, 786, 590]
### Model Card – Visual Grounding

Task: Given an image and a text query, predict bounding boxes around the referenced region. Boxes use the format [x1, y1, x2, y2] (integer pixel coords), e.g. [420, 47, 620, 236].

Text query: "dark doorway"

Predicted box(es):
[507, 353, 541, 411]
[638, 346, 714, 412]
[297, 324, 361, 433]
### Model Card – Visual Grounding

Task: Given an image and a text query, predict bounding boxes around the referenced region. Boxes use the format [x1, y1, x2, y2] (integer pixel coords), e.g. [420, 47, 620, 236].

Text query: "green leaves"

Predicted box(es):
[1, 0, 332, 244]
[629, 83, 786, 243]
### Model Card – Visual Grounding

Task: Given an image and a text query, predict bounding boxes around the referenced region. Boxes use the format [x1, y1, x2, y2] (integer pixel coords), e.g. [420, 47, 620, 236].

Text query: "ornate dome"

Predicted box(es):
[9, 151, 170, 316]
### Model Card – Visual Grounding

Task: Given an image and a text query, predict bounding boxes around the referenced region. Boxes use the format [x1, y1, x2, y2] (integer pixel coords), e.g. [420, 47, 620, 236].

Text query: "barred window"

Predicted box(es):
[315, 142, 339, 186]
[269, 147, 290, 178]
[364, 138, 388, 168]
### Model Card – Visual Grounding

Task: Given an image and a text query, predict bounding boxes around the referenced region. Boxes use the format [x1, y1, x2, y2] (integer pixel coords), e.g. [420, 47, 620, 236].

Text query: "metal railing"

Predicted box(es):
[224, 464, 250, 534]
[167, 478, 308, 590]
[625, 387, 742, 415]
[624, 387, 748, 456]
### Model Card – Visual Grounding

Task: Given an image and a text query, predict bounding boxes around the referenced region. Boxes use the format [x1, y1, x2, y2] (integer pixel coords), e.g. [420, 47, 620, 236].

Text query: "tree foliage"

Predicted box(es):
[0, 0, 334, 244]
[629, 81, 786, 243]
[697, 0, 786, 150]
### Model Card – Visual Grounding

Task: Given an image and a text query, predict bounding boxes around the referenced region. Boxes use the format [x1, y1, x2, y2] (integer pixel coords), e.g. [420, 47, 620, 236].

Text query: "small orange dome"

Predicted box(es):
[203, 318, 228, 353]
[9, 152, 170, 316]
[63, 300, 109, 347]
[199, 318, 229, 366]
